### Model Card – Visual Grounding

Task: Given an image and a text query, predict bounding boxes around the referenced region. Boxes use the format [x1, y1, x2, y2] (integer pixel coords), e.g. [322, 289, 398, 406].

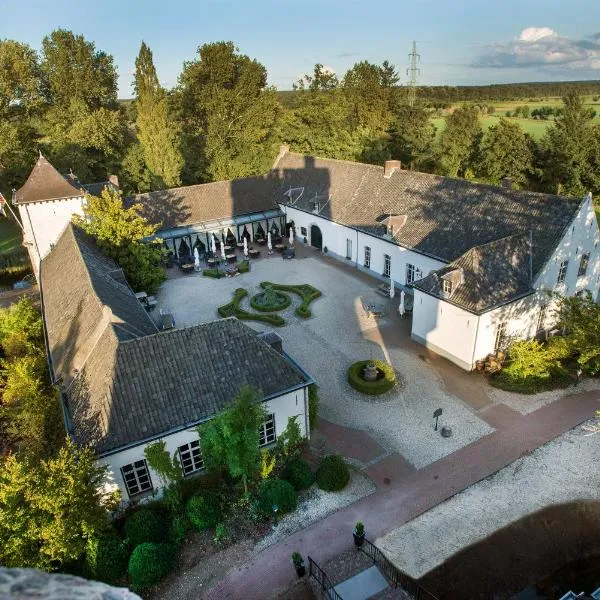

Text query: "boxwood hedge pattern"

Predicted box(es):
[259, 282, 322, 318]
[347, 360, 396, 395]
[217, 288, 285, 326]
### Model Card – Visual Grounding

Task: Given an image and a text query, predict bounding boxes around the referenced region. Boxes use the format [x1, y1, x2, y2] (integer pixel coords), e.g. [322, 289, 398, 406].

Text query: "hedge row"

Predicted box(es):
[238, 259, 250, 273]
[217, 288, 285, 326]
[347, 360, 396, 395]
[250, 290, 292, 312]
[203, 269, 225, 279]
[260, 282, 322, 318]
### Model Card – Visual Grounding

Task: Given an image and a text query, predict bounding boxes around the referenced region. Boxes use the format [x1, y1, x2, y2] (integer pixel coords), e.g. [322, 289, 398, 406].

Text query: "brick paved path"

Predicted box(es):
[204, 391, 599, 600]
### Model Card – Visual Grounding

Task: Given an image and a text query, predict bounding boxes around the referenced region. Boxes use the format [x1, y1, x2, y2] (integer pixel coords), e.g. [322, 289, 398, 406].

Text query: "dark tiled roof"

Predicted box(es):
[129, 172, 283, 230]
[15, 155, 83, 204]
[67, 318, 308, 454]
[412, 234, 534, 313]
[41, 224, 158, 385]
[274, 152, 582, 275]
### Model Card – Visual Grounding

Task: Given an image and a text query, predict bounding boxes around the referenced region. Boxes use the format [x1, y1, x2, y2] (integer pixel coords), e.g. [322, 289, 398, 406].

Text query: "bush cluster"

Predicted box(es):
[85, 532, 129, 583]
[238, 260, 250, 273]
[217, 288, 285, 326]
[282, 458, 314, 491]
[347, 360, 396, 395]
[203, 269, 225, 279]
[124, 509, 168, 548]
[128, 542, 176, 591]
[315, 455, 350, 492]
[186, 493, 222, 531]
[257, 478, 298, 516]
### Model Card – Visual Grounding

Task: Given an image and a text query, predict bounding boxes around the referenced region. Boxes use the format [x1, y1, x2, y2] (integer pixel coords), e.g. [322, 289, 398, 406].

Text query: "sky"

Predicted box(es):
[1, 0, 599, 98]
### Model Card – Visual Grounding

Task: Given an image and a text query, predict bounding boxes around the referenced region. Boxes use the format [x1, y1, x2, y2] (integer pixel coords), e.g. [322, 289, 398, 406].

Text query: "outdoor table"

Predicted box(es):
[206, 258, 217, 267]
[224, 245, 233, 252]
[226, 254, 237, 263]
[257, 238, 266, 245]
[236, 242, 244, 249]
[274, 244, 285, 253]
[249, 249, 260, 258]
[180, 263, 194, 273]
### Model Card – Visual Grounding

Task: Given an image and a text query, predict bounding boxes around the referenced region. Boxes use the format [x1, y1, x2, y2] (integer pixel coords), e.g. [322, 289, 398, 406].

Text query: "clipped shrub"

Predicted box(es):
[316, 455, 350, 492]
[250, 290, 291, 312]
[178, 471, 223, 502]
[217, 288, 286, 326]
[186, 493, 222, 531]
[85, 532, 129, 583]
[257, 478, 298, 516]
[238, 260, 250, 273]
[308, 384, 319, 430]
[128, 542, 176, 591]
[282, 458, 314, 491]
[203, 269, 224, 279]
[124, 509, 167, 548]
[347, 360, 395, 395]
[169, 514, 187, 545]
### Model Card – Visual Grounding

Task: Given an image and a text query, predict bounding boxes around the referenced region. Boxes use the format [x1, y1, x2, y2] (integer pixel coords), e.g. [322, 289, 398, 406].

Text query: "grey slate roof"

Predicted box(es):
[41, 224, 309, 454]
[129, 172, 283, 230]
[412, 234, 534, 313]
[273, 152, 582, 276]
[15, 155, 83, 204]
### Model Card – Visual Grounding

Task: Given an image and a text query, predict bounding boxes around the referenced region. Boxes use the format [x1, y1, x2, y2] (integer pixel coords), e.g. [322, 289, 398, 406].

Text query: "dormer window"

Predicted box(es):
[442, 279, 453, 295]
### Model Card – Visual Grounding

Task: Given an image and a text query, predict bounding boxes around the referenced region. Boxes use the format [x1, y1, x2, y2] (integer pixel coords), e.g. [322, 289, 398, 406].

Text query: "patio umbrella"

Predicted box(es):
[389, 282, 395, 299]
[289, 226, 294, 246]
[220, 238, 226, 260]
[211, 234, 217, 255]
[243, 237, 249, 257]
[194, 247, 200, 271]
[267, 231, 273, 252]
[398, 290, 405, 317]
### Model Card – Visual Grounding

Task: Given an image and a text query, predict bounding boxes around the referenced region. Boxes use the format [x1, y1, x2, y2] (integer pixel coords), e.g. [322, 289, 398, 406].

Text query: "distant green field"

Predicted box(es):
[431, 114, 551, 140]
[0, 216, 22, 254]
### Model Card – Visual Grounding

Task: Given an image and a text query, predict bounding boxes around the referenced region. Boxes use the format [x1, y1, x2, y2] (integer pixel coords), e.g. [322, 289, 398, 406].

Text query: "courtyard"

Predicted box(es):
[155, 243, 494, 469]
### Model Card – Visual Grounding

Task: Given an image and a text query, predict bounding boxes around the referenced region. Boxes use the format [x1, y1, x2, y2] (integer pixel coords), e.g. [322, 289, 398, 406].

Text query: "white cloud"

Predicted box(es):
[473, 28, 600, 71]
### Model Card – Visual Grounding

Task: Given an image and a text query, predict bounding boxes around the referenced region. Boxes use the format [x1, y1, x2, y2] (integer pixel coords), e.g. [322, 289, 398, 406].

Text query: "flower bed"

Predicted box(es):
[347, 359, 396, 395]
[259, 282, 322, 318]
[218, 288, 285, 326]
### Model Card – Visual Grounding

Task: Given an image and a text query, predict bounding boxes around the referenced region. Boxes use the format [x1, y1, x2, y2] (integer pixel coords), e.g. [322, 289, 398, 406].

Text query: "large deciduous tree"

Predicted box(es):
[0, 440, 111, 570]
[541, 93, 600, 197]
[437, 106, 482, 177]
[388, 105, 435, 170]
[179, 41, 280, 182]
[131, 42, 183, 192]
[479, 118, 533, 187]
[74, 187, 166, 293]
[197, 385, 267, 494]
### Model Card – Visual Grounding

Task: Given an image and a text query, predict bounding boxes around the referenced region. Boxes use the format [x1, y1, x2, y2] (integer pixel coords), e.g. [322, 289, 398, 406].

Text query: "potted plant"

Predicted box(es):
[353, 522, 365, 547]
[291, 551, 306, 577]
[323, 246, 328, 254]
[303, 236, 307, 244]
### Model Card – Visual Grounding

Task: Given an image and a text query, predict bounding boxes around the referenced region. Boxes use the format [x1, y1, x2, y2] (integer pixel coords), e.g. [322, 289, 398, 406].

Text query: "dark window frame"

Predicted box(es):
[121, 459, 153, 498]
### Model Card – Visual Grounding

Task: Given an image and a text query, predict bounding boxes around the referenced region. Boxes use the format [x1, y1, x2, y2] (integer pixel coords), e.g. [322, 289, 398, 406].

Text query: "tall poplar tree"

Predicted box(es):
[132, 41, 183, 191]
[437, 106, 482, 178]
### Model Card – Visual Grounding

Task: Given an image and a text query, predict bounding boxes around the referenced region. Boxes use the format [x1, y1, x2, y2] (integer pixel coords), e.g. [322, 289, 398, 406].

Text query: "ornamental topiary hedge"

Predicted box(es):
[186, 493, 222, 531]
[203, 269, 225, 278]
[128, 542, 176, 591]
[315, 455, 350, 492]
[259, 282, 322, 319]
[347, 360, 396, 395]
[250, 290, 292, 312]
[124, 509, 168, 548]
[217, 288, 285, 326]
[85, 532, 129, 583]
[282, 458, 314, 491]
[257, 478, 298, 516]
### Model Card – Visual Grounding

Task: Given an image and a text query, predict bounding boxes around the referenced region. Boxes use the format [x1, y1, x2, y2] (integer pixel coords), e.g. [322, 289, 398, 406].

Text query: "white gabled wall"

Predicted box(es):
[98, 387, 309, 504]
[19, 196, 86, 275]
[282, 205, 446, 288]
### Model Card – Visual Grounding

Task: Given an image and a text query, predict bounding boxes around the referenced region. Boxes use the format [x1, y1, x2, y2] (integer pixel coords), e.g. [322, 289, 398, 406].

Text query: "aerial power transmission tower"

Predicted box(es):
[406, 41, 420, 107]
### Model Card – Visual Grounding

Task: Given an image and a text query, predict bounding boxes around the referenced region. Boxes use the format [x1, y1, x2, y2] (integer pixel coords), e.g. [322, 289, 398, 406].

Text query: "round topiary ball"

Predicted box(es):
[128, 542, 175, 591]
[282, 458, 315, 491]
[257, 478, 298, 516]
[85, 532, 129, 583]
[316, 455, 350, 491]
[186, 493, 221, 531]
[124, 509, 167, 548]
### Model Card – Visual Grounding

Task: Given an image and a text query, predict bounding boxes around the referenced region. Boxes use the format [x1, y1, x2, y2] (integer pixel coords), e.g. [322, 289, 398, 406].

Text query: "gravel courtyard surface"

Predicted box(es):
[374, 419, 600, 579]
[158, 252, 493, 469]
[253, 467, 375, 553]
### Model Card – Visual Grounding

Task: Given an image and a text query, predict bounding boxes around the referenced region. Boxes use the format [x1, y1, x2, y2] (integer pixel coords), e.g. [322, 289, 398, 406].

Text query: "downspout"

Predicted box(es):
[470, 314, 482, 371]
[355, 229, 359, 269]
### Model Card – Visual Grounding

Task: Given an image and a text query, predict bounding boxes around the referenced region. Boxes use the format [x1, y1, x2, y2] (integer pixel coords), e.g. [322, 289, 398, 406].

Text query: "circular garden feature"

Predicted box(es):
[347, 359, 396, 395]
[250, 284, 291, 312]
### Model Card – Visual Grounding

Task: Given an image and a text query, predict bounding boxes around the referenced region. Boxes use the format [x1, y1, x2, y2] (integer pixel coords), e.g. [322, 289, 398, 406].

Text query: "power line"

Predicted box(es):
[406, 40, 420, 107]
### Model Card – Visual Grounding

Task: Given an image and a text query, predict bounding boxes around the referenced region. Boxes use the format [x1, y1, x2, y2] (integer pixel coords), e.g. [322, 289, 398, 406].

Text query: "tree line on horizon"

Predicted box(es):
[1, 30, 599, 202]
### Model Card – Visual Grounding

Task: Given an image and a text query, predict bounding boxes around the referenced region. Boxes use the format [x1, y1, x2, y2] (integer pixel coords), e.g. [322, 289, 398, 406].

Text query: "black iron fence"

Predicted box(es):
[308, 556, 343, 600]
[360, 537, 440, 600]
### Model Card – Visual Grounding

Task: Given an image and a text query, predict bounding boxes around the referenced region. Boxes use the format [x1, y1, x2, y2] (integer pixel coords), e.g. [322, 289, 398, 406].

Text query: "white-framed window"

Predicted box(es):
[406, 263, 423, 285]
[364, 246, 371, 269]
[578, 253, 590, 277]
[557, 260, 568, 285]
[346, 238, 352, 260]
[179, 439, 204, 477]
[495, 322, 507, 352]
[442, 279, 453, 295]
[259, 414, 276, 447]
[121, 459, 153, 497]
[383, 254, 391, 277]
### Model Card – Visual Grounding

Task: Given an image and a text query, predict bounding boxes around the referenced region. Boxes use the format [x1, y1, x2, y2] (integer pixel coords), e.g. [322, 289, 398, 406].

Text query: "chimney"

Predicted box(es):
[501, 177, 513, 190]
[383, 160, 402, 179]
[108, 174, 119, 189]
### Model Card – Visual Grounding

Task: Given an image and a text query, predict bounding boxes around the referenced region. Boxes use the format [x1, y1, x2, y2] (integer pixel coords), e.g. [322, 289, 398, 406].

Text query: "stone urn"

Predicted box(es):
[363, 362, 378, 382]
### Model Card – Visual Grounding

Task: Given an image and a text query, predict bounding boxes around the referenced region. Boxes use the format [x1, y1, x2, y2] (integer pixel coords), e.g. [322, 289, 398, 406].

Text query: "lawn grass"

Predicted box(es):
[431, 114, 550, 140]
[0, 216, 22, 254]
